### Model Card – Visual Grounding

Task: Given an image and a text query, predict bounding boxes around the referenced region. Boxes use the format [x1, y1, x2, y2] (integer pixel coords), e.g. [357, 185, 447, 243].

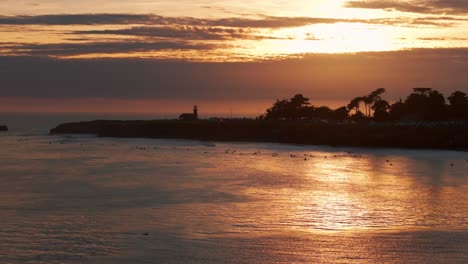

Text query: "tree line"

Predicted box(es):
[259, 88, 468, 122]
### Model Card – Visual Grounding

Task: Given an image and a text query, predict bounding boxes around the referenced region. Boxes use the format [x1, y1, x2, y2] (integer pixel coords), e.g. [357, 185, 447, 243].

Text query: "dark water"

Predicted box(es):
[0, 114, 467, 263]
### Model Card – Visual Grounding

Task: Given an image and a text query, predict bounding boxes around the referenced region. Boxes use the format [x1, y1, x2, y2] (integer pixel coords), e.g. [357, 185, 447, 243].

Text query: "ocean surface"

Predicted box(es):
[0, 114, 467, 263]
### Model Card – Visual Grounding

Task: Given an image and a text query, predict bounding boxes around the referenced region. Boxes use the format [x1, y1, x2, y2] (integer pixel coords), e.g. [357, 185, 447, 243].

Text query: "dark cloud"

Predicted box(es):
[1, 41, 222, 57]
[1, 48, 467, 102]
[346, 0, 468, 15]
[345, 1, 432, 13]
[0, 14, 164, 25]
[369, 16, 458, 27]
[72, 26, 281, 41]
[418, 37, 468, 41]
[418, 37, 450, 41]
[205, 16, 364, 28]
[419, 0, 468, 14]
[0, 14, 356, 28]
[0, 13, 462, 30]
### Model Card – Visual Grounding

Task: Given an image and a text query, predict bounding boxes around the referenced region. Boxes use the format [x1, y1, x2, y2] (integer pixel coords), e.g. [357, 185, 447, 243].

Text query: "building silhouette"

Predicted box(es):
[179, 105, 198, 120]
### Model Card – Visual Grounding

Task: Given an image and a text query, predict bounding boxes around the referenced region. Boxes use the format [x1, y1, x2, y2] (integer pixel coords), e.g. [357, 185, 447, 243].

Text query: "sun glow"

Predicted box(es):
[309, 23, 397, 53]
[233, 23, 397, 57]
[1, 0, 467, 61]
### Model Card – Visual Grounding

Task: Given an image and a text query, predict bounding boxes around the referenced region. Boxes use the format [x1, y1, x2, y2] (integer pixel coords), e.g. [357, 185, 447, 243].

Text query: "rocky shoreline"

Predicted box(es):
[49, 120, 468, 150]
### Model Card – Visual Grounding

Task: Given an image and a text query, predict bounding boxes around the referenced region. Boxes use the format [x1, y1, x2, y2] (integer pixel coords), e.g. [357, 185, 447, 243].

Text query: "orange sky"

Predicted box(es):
[0, 1, 467, 114]
[2, 0, 468, 59]
[0, 97, 274, 117]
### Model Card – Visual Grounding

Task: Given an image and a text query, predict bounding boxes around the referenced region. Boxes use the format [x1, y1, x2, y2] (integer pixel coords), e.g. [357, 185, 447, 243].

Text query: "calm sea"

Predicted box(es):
[0, 113, 467, 263]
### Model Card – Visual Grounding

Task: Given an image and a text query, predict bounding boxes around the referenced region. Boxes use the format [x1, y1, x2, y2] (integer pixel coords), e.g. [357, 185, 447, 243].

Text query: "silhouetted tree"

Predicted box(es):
[368, 88, 386, 116]
[404, 88, 446, 121]
[363, 88, 386, 117]
[332, 106, 350, 120]
[347, 96, 364, 117]
[369, 88, 386, 100]
[388, 99, 405, 121]
[289, 94, 310, 120]
[260, 88, 462, 122]
[261, 99, 289, 120]
[314, 106, 333, 119]
[261, 94, 310, 120]
[302, 106, 317, 120]
[351, 110, 366, 121]
[348, 88, 386, 118]
[363, 96, 373, 117]
[447, 91, 468, 120]
[372, 99, 390, 121]
[428, 90, 446, 120]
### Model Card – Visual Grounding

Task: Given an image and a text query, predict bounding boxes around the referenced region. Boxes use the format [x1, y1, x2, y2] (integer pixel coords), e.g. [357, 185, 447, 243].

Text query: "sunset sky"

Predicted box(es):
[1, 0, 468, 115]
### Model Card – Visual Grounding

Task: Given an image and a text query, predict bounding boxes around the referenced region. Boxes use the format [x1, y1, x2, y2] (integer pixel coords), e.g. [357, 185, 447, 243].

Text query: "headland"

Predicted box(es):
[50, 119, 468, 150]
[50, 88, 468, 150]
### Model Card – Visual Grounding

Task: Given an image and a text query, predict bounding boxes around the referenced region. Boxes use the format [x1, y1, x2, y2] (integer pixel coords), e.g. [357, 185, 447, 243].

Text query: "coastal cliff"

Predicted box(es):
[50, 120, 468, 150]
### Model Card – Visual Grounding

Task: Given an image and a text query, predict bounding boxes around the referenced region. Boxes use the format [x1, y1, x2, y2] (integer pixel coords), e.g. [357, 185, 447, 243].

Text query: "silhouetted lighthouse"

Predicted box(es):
[193, 105, 198, 119]
[179, 105, 199, 120]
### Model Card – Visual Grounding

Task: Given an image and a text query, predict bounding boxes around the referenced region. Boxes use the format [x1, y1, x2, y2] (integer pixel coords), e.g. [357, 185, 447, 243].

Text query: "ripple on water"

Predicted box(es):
[0, 135, 467, 263]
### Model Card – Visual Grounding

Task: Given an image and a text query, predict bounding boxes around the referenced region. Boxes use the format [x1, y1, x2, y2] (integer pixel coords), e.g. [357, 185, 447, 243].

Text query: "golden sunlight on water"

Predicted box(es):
[0, 134, 467, 263]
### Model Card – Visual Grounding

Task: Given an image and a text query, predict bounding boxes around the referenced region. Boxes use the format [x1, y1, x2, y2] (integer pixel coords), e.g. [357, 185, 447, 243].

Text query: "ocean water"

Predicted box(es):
[0, 114, 467, 263]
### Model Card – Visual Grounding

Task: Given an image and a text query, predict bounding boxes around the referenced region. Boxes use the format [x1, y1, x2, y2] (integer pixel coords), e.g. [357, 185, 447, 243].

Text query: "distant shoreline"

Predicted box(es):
[49, 120, 468, 151]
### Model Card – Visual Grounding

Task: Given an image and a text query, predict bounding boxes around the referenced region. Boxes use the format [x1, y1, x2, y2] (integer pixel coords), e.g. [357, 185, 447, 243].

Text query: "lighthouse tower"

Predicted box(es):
[193, 105, 198, 120]
[179, 105, 199, 120]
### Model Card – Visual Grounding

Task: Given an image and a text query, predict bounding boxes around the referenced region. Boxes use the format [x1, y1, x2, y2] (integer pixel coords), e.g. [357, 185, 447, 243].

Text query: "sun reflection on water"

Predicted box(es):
[240, 150, 468, 233]
[1, 135, 467, 263]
